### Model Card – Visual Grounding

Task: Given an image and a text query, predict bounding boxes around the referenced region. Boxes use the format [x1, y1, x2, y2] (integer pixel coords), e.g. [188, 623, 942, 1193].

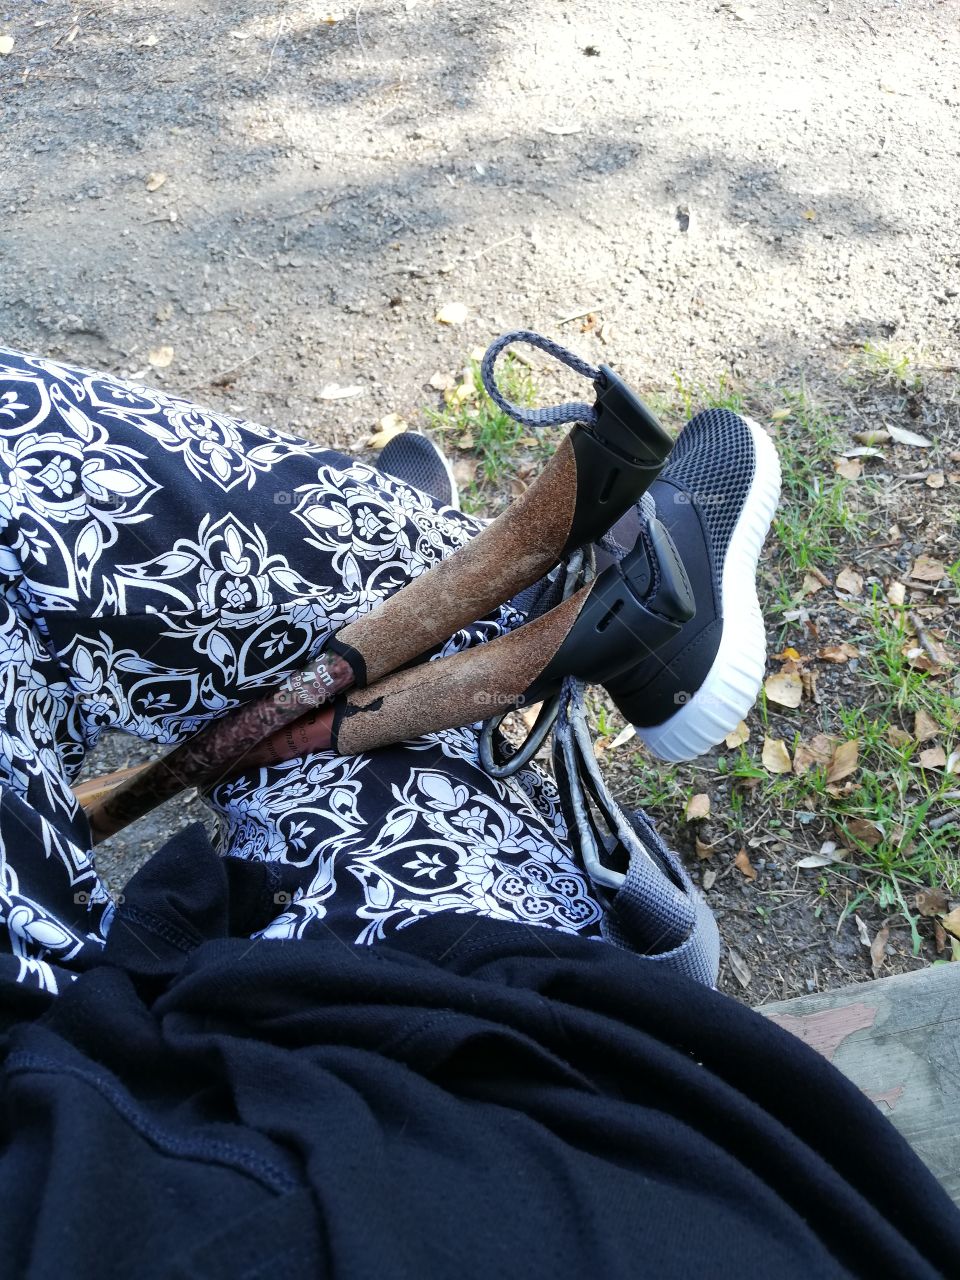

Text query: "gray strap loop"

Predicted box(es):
[480, 330, 600, 428]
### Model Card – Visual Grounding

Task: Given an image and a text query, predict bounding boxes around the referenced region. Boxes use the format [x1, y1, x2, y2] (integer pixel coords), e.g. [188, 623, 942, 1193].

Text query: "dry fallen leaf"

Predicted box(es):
[910, 555, 945, 583]
[0, 35, 14, 56]
[913, 708, 940, 742]
[608, 723, 636, 750]
[799, 573, 824, 597]
[435, 302, 469, 325]
[734, 848, 757, 881]
[926, 472, 946, 489]
[137, 33, 159, 48]
[827, 739, 859, 784]
[870, 925, 890, 978]
[941, 908, 960, 941]
[770, 407, 792, 423]
[145, 171, 167, 192]
[885, 726, 912, 749]
[918, 745, 947, 769]
[685, 793, 711, 822]
[695, 836, 715, 860]
[854, 915, 871, 948]
[818, 643, 859, 663]
[764, 670, 803, 709]
[915, 887, 949, 917]
[834, 457, 862, 480]
[366, 415, 408, 450]
[147, 345, 174, 369]
[854, 428, 891, 445]
[319, 384, 364, 401]
[702, 867, 717, 890]
[428, 371, 456, 392]
[947, 750, 960, 776]
[762, 736, 793, 774]
[887, 423, 933, 447]
[727, 948, 752, 989]
[846, 818, 883, 847]
[725, 720, 750, 749]
[835, 566, 864, 596]
[887, 581, 906, 606]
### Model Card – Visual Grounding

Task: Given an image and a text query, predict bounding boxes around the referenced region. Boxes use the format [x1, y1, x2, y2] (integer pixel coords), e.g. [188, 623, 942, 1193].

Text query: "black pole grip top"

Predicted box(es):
[562, 366, 675, 556]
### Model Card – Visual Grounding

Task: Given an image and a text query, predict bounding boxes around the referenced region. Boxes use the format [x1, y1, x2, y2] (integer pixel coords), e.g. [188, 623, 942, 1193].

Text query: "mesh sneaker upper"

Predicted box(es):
[655, 408, 757, 572]
[375, 432, 456, 508]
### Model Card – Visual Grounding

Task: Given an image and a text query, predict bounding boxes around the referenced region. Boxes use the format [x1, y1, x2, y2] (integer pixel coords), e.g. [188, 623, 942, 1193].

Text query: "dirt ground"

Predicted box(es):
[2, 0, 959, 1000]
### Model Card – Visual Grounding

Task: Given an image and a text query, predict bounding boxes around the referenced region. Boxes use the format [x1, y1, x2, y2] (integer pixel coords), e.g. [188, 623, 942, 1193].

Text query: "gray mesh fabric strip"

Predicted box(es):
[480, 330, 600, 428]
[553, 680, 720, 987]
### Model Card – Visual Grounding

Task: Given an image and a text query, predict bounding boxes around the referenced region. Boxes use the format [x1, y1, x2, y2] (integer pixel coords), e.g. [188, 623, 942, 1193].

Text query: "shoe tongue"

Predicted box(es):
[594, 493, 655, 573]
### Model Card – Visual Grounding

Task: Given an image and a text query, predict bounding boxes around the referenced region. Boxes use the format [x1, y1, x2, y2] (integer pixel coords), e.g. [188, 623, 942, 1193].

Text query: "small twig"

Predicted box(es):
[930, 810, 960, 832]
[908, 610, 945, 665]
[263, 13, 285, 82]
[860, 15, 879, 36]
[557, 306, 604, 326]
[185, 345, 274, 391]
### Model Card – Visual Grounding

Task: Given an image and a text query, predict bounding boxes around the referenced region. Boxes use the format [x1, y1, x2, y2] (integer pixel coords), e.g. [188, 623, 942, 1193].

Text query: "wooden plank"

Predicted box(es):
[759, 965, 960, 1206]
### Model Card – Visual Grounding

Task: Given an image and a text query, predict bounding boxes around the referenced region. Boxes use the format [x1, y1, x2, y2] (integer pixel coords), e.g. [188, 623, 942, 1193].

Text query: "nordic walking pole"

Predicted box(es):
[81, 344, 672, 844]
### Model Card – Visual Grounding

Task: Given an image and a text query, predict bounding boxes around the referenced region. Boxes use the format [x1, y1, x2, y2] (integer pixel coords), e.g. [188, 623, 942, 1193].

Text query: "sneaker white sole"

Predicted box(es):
[637, 416, 782, 763]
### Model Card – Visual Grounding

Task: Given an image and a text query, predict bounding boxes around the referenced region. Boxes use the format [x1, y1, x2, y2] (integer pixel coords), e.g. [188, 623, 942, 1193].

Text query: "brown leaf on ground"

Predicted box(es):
[827, 739, 859, 783]
[870, 925, 890, 977]
[846, 818, 883, 847]
[695, 836, 715, 860]
[887, 581, 906, 606]
[799, 573, 824, 597]
[926, 472, 946, 489]
[685, 793, 711, 821]
[764, 670, 803, 708]
[935, 920, 947, 954]
[428, 371, 456, 391]
[762, 736, 792, 774]
[940, 908, 960, 941]
[145, 171, 167, 192]
[913, 708, 940, 742]
[910, 555, 946, 582]
[702, 867, 717, 890]
[818, 642, 859, 663]
[734, 848, 757, 880]
[366, 416, 408, 449]
[801, 670, 820, 704]
[885, 726, 913, 749]
[835, 566, 864, 596]
[727, 948, 752, 989]
[793, 735, 836, 776]
[724, 720, 750, 749]
[834, 457, 862, 480]
[918, 745, 947, 769]
[915, 887, 949, 917]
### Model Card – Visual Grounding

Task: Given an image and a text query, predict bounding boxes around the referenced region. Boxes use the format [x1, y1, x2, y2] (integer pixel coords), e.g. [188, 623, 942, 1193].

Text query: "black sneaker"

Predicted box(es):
[603, 409, 781, 761]
[375, 432, 459, 509]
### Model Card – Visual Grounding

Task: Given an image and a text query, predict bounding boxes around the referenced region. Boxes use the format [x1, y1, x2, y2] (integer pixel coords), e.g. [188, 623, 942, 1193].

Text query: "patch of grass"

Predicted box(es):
[627, 753, 687, 813]
[857, 341, 922, 391]
[426, 355, 537, 512]
[720, 595, 959, 950]
[770, 388, 869, 584]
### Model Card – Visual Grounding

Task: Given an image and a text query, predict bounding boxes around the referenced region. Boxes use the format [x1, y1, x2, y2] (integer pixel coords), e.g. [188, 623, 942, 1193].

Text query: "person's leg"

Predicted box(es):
[0, 348, 605, 965]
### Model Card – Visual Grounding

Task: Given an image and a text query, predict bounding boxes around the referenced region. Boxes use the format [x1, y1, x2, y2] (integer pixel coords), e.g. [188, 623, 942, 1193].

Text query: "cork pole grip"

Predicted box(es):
[332, 586, 591, 757]
[335, 435, 579, 684]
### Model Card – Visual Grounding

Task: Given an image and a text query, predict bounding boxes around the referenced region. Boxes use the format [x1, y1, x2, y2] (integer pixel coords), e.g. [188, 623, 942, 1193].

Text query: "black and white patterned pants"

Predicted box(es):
[0, 348, 608, 994]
